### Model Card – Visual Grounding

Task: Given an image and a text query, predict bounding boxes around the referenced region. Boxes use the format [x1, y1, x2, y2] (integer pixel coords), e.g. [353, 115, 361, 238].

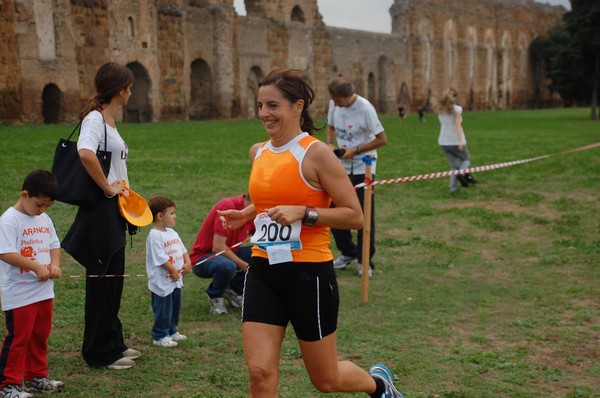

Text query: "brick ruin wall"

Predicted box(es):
[0, 0, 564, 124]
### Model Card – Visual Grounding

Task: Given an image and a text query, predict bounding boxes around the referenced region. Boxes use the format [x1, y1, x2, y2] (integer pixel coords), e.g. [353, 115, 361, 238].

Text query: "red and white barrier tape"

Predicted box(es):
[63, 238, 250, 280]
[18, 230, 251, 283]
[354, 142, 600, 189]
[19, 142, 598, 282]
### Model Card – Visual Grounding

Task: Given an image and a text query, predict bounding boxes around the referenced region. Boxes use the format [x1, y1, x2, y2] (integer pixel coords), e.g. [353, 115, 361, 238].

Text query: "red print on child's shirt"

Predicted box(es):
[20, 246, 36, 259]
[19, 246, 37, 274]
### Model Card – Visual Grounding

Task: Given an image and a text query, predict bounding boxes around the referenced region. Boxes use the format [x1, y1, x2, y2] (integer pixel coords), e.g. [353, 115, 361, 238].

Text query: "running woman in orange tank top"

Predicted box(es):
[218, 69, 404, 398]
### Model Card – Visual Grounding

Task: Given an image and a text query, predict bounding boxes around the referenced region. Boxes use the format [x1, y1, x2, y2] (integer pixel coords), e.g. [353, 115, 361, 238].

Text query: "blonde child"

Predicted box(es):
[0, 170, 64, 397]
[145, 196, 191, 348]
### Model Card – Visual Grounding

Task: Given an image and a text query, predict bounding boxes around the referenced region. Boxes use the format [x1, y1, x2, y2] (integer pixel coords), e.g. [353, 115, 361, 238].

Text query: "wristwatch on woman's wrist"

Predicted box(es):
[302, 206, 318, 226]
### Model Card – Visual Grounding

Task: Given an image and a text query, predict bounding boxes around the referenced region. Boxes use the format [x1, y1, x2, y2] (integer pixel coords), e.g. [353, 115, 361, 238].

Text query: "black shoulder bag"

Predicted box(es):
[51, 120, 112, 207]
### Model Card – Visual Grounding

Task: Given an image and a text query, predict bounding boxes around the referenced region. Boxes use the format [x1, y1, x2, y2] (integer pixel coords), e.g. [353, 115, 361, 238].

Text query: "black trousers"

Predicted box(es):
[82, 247, 128, 367]
[331, 173, 376, 267]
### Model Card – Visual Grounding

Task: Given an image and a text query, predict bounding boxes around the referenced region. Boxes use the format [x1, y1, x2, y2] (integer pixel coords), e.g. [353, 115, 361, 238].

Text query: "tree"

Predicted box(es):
[565, 0, 600, 119]
[532, 0, 600, 119]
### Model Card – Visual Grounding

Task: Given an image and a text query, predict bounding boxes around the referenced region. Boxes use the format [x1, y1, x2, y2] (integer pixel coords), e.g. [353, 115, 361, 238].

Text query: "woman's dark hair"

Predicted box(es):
[22, 170, 59, 200]
[148, 196, 176, 220]
[79, 62, 134, 120]
[258, 69, 325, 135]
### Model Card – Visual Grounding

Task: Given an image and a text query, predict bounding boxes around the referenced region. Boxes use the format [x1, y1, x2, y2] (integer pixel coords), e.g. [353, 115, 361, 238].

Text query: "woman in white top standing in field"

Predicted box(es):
[62, 62, 141, 370]
[435, 88, 477, 193]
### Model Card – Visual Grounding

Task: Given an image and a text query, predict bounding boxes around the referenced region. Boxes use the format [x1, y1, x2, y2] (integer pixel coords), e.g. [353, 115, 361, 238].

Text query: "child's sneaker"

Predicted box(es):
[170, 332, 187, 341]
[0, 384, 34, 398]
[153, 336, 178, 348]
[23, 377, 64, 393]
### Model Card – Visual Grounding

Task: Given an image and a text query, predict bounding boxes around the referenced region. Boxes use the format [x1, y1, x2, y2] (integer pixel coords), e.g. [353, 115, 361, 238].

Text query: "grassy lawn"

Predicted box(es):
[0, 108, 598, 397]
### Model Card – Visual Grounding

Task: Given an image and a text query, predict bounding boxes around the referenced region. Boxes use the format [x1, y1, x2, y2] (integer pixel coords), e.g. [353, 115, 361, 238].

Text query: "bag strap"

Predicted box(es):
[67, 110, 108, 151]
[94, 110, 109, 152]
[66, 121, 82, 142]
[101, 118, 108, 152]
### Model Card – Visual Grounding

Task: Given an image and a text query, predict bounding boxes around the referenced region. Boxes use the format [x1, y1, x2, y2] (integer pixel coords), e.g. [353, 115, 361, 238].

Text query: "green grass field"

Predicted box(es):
[0, 108, 598, 397]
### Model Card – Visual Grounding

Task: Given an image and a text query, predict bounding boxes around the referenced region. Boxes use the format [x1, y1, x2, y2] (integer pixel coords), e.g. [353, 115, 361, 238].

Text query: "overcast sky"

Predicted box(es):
[233, 0, 571, 33]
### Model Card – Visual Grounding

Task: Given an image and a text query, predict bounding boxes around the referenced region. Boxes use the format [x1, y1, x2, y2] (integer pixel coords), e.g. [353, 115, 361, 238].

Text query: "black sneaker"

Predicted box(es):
[23, 377, 64, 393]
[466, 173, 477, 185]
[457, 174, 469, 187]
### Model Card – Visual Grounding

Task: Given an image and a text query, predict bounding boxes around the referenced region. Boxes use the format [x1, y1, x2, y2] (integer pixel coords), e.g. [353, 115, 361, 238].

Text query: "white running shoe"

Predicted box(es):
[153, 336, 178, 348]
[357, 263, 373, 278]
[333, 255, 358, 269]
[208, 296, 228, 315]
[0, 384, 34, 398]
[223, 288, 243, 308]
[23, 377, 64, 394]
[170, 332, 187, 341]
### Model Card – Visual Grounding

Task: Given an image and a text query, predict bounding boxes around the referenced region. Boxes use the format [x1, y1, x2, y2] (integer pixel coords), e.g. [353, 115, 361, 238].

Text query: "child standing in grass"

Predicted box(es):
[434, 87, 477, 193]
[146, 196, 191, 348]
[0, 170, 64, 398]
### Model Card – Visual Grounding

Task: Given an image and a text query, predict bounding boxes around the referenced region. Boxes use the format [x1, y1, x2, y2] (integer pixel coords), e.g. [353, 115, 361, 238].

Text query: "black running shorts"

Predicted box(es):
[242, 257, 339, 342]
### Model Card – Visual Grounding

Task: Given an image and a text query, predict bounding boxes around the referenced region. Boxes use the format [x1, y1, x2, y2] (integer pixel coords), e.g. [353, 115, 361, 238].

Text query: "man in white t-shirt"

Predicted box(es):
[326, 76, 388, 276]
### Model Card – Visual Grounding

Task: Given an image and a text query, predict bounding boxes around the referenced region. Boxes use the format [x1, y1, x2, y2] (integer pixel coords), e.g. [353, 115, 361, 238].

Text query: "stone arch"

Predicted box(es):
[418, 18, 433, 84]
[484, 29, 497, 108]
[517, 32, 529, 80]
[290, 5, 305, 23]
[189, 58, 214, 120]
[499, 31, 512, 108]
[245, 66, 264, 119]
[468, 87, 476, 110]
[517, 32, 529, 107]
[41, 83, 63, 124]
[367, 72, 376, 107]
[123, 62, 153, 123]
[443, 19, 458, 84]
[465, 26, 477, 83]
[397, 82, 411, 110]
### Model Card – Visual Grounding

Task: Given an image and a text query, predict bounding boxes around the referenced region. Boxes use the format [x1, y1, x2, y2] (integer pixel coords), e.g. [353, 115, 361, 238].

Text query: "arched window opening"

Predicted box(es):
[291, 6, 305, 23]
[124, 62, 153, 123]
[42, 83, 62, 124]
[397, 82, 411, 112]
[127, 17, 135, 37]
[190, 58, 214, 120]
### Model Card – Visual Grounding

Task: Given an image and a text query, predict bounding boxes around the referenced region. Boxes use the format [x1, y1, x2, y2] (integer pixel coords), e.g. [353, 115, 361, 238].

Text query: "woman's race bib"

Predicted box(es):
[250, 212, 302, 264]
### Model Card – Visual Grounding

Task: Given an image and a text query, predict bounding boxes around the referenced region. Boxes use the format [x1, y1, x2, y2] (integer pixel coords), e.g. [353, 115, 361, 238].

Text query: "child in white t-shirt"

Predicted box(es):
[146, 196, 191, 348]
[0, 170, 64, 397]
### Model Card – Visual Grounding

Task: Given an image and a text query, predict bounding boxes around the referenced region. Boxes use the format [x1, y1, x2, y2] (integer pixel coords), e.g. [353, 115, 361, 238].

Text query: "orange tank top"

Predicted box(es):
[249, 133, 333, 262]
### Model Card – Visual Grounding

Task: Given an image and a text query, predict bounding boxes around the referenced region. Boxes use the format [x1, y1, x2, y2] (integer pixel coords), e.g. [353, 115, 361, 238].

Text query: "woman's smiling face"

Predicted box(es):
[257, 84, 302, 140]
